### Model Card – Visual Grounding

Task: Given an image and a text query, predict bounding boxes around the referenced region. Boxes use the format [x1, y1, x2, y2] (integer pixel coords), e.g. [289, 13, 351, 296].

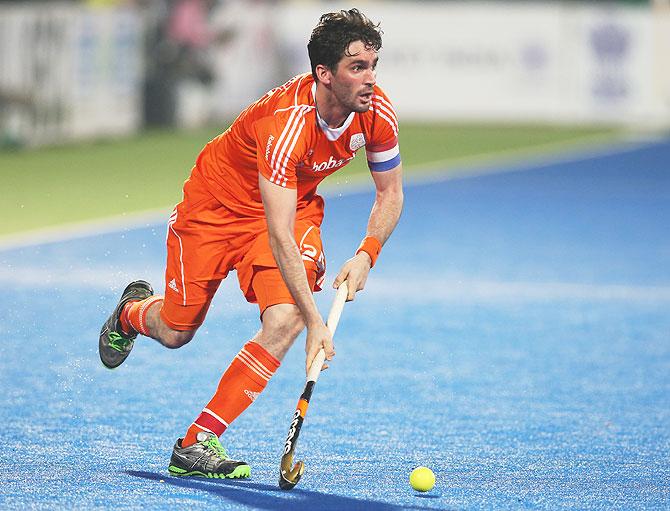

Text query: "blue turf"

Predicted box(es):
[1, 141, 669, 510]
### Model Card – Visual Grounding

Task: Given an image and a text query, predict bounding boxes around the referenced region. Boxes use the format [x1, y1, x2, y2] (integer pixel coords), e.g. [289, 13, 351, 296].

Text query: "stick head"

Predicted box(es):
[279, 457, 304, 490]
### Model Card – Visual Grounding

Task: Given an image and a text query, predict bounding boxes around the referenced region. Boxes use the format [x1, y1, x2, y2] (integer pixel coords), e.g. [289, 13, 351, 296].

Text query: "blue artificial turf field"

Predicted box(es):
[1, 140, 669, 510]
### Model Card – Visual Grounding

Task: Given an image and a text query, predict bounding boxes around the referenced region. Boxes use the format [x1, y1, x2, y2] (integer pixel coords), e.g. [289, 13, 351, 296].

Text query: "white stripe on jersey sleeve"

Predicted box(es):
[370, 105, 398, 137]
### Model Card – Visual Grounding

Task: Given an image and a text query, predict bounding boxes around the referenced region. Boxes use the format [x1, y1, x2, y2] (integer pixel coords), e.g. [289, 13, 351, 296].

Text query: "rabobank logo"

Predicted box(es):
[312, 155, 354, 172]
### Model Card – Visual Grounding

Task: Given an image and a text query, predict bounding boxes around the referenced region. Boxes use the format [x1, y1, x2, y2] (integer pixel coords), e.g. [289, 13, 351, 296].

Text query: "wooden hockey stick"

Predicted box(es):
[278, 281, 349, 490]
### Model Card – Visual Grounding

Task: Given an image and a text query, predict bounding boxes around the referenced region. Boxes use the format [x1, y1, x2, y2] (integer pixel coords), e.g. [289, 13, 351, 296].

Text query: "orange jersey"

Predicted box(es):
[191, 73, 400, 219]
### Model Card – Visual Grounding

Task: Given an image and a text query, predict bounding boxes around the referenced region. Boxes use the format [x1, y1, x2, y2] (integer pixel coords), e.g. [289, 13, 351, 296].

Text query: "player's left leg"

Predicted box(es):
[168, 299, 306, 479]
[169, 220, 324, 478]
[170, 267, 317, 478]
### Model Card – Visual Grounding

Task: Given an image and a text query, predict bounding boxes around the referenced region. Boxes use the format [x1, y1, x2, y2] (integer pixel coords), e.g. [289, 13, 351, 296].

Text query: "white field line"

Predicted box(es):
[0, 133, 663, 252]
[0, 266, 164, 291]
[1, 263, 668, 303]
[0, 209, 172, 251]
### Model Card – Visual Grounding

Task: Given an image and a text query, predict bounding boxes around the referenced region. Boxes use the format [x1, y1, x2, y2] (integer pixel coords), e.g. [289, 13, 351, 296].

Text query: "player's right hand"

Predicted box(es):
[305, 320, 335, 375]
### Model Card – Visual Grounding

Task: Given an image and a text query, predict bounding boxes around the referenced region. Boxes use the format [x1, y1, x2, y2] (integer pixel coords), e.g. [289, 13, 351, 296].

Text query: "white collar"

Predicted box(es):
[312, 82, 355, 141]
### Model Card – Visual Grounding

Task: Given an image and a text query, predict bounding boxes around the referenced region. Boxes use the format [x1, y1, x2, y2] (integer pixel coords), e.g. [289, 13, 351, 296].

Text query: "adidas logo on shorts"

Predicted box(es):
[168, 278, 179, 294]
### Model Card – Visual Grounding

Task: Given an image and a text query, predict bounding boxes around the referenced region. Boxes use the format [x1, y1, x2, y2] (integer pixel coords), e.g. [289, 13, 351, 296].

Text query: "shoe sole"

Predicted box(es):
[167, 464, 251, 479]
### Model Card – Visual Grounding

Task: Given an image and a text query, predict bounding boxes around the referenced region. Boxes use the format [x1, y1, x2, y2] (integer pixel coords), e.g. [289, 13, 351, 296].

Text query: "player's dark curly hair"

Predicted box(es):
[308, 9, 382, 80]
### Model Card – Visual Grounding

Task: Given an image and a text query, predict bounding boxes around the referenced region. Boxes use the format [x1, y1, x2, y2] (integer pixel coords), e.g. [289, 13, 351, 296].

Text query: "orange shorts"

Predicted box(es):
[160, 177, 325, 331]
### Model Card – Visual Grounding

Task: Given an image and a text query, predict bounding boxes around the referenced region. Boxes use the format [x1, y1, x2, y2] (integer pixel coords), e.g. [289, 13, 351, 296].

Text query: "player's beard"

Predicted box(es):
[333, 82, 373, 114]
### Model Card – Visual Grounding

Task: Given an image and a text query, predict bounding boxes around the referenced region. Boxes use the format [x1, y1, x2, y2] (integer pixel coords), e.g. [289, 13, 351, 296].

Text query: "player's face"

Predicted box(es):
[331, 40, 378, 113]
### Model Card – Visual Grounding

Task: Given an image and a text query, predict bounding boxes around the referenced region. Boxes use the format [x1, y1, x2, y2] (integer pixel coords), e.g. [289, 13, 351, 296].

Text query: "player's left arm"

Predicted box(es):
[333, 163, 404, 300]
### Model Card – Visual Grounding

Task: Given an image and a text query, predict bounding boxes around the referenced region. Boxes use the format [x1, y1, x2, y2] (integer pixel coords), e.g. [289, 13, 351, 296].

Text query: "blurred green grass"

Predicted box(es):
[2, 123, 621, 236]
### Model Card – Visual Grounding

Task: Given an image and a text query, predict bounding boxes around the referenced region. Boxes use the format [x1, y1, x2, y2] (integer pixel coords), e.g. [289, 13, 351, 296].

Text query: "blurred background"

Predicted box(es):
[1, 0, 669, 237]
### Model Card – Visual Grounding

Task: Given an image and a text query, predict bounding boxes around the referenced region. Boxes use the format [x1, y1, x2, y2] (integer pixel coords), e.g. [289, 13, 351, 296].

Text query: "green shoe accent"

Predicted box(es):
[168, 466, 207, 477]
[167, 465, 188, 475]
[108, 331, 132, 352]
[168, 465, 250, 479]
[204, 434, 228, 458]
[226, 465, 251, 479]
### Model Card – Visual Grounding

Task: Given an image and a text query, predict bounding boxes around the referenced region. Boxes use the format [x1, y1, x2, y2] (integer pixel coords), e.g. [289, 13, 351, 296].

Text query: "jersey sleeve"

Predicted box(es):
[253, 107, 310, 189]
[366, 88, 401, 172]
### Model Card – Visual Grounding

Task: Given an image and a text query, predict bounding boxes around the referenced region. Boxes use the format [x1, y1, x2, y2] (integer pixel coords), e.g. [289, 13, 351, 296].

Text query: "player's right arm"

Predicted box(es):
[254, 109, 335, 374]
[258, 174, 335, 374]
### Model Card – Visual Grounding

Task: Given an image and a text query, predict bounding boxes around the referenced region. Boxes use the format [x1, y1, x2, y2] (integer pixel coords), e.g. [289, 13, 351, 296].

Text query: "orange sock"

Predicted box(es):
[120, 296, 163, 337]
[183, 341, 280, 446]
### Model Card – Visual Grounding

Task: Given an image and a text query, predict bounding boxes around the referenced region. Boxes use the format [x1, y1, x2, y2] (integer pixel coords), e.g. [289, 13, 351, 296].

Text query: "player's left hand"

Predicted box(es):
[333, 252, 372, 301]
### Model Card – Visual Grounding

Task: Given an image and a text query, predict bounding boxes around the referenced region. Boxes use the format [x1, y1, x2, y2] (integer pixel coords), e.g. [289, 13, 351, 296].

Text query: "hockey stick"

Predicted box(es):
[278, 280, 349, 490]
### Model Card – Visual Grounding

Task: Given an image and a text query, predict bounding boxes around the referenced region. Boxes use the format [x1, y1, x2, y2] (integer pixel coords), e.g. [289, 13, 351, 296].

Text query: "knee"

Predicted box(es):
[262, 304, 306, 342]
[161, 329, 196, 349]
[278, 307, 306, 341]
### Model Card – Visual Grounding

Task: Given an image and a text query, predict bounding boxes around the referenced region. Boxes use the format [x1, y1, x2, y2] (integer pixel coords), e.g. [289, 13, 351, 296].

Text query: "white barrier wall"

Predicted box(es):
[277, 3, 567, 122]
[565, 5, 669, 126]
[274, 2, 670, 126]
[0, 2, 668, 147]
[0, 4, 142, 147]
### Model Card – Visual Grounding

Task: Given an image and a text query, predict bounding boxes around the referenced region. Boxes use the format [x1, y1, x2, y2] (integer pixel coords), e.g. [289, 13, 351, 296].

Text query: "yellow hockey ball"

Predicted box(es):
[409, 466, 435, 492]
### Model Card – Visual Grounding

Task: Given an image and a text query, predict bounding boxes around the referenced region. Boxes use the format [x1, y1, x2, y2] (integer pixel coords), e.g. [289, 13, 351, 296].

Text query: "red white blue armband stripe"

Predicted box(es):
[366, 139, 401, 172]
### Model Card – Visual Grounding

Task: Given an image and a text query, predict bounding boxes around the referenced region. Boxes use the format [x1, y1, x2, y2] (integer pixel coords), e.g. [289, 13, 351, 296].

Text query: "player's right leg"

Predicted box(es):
[99, 180, 231, 368]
